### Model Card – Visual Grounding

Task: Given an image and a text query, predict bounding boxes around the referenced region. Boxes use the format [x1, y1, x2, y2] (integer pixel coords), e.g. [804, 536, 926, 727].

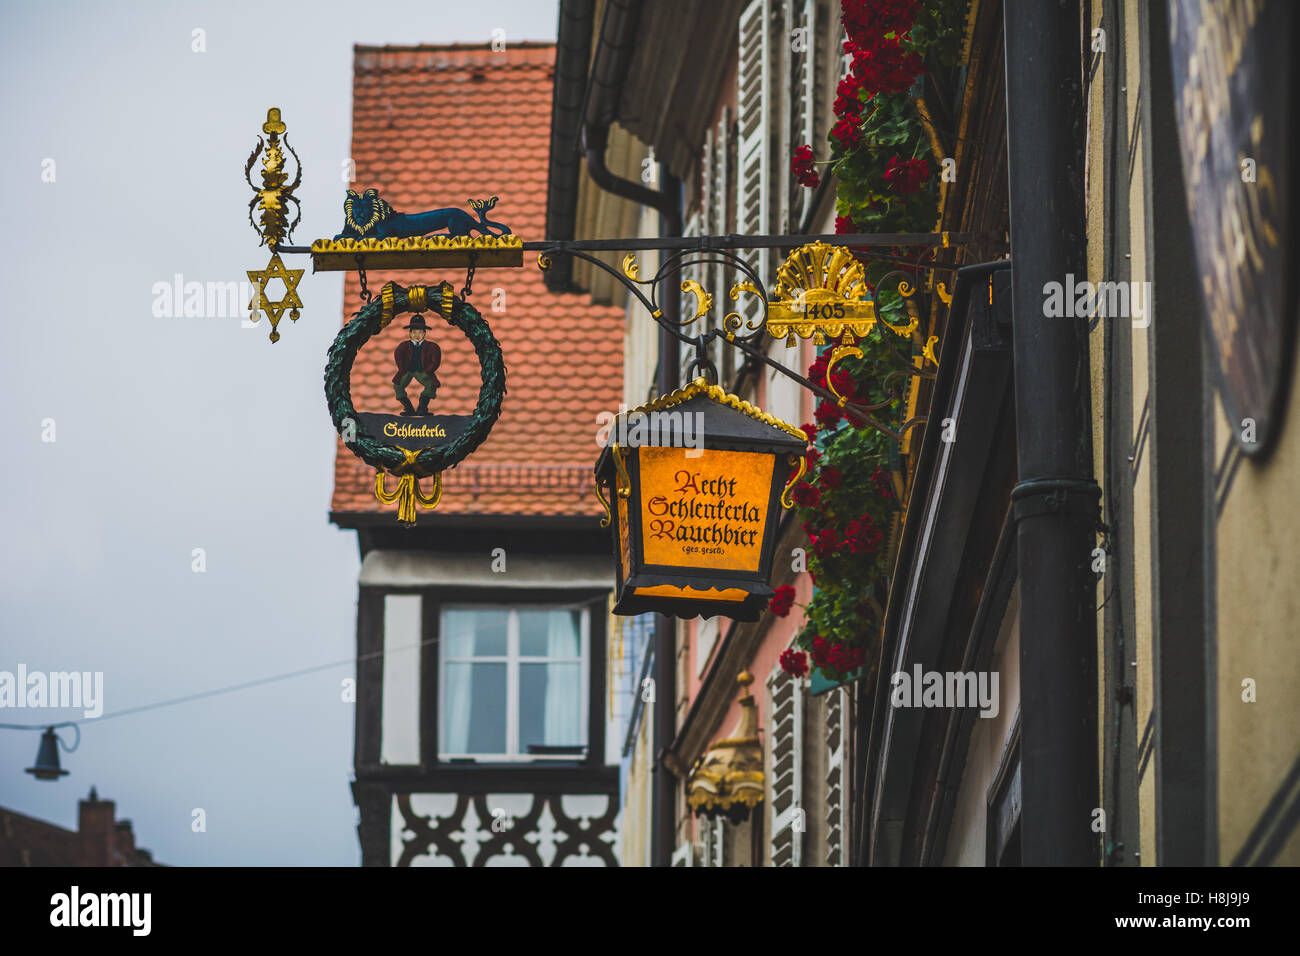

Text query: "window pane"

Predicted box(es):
[519, 662, 583, 750]
[519, 608, 581, 658]
[442, 662, 506, 754]
[443, 608, 508, 658]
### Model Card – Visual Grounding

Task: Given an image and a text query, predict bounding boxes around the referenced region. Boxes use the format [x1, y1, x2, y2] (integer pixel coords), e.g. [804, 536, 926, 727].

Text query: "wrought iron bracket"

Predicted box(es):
[525, 231, 995, 442]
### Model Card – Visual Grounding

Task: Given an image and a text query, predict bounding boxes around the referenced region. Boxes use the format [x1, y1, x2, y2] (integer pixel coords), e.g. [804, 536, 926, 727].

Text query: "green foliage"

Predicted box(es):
[784, 0, 969, 683]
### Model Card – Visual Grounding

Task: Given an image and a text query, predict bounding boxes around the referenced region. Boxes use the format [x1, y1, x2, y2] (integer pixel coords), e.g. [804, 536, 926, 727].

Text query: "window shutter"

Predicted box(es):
[699, 816, 725, 867]
[702, 127, 714, 238]
[679, 209, 703, 383]
[699, 129, 724, 384]
[736, 0, 773, 330]
[768, 663, 804, 866]
[714, 108, 734, 385]
[825, 686, 849, 865]
[789, 0, 820, 225]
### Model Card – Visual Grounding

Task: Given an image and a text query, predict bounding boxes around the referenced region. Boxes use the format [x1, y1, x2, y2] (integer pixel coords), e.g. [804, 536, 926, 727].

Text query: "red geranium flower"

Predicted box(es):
[813, 528, 840, 557]
[827, 642, 867, 673]
[830, 115, 863, 153]
[792, 481, 820, 508]
[884, 156, 929, 195]
[779, 648, 809, 679]
[852, 37, 923, 95]
[833, 75, 867, 120]
[807, 354, 831, 390]
[810, 636, 830, 668]
[815, 400, 843, 428]
[843, 0, 920, 46]
[800, 422, 817, 443]
[769, 585, 797, 618]
[820, 466, 843, 489]
[871, 465, 894, 499]
[791, 144, 820, 188]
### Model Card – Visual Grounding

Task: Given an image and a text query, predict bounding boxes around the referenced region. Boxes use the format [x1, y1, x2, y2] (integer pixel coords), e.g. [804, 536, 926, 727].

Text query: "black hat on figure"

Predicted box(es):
[405, 315, 429, 330]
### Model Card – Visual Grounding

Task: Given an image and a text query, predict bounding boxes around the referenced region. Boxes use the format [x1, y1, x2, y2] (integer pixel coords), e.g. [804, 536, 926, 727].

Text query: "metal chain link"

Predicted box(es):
[461, 255, 477, 299]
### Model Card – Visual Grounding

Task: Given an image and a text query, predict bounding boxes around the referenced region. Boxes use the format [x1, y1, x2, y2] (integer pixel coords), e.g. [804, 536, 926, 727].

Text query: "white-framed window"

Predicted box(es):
[438, 605, 589, 761]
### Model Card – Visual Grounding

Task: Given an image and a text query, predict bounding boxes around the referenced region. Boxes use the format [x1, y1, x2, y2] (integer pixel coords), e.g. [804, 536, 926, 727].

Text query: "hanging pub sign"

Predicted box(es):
[241, 108, 518, 524]
[325, 280, 506, 526]
[594, 378, 809, 621]
[1169, 0, 1295, 455]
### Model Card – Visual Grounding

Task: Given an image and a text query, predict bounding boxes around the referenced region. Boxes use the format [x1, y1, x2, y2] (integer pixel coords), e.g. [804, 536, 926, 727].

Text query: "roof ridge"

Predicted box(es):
[353, 41, 556, 53]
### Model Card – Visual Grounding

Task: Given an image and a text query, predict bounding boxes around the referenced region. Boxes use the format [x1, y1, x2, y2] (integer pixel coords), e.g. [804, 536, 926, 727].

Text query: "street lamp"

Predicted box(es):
[594, 377, 808, 622]
[25, 726, 71, 781]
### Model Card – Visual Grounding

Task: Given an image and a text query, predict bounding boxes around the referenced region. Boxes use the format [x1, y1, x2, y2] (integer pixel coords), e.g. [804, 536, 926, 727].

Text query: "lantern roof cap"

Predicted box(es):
[620, 377, 809, 443]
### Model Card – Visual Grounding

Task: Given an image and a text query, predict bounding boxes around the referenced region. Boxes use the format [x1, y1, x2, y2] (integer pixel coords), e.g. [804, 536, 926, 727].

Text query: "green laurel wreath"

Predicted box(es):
[324, 283, 506, 477]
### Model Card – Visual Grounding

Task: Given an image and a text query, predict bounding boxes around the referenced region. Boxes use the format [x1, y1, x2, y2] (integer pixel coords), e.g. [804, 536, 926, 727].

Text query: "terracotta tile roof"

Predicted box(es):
[330, 44, 625, 519]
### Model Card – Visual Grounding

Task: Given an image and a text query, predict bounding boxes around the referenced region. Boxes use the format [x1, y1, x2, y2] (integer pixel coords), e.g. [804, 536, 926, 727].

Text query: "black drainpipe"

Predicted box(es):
[577, 0, 683, 866]
[1003, 0, 1101, 865]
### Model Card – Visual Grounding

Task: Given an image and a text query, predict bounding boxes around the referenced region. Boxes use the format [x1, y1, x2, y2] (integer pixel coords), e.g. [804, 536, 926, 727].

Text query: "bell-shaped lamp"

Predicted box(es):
[25, 727, 70, 781]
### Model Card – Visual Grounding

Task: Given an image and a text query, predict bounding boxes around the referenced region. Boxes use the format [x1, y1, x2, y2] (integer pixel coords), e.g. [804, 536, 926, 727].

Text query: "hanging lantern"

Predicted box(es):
[594, 378, 808, 622]
[686, 671, 764, 822]
[25, 727, 69, 781]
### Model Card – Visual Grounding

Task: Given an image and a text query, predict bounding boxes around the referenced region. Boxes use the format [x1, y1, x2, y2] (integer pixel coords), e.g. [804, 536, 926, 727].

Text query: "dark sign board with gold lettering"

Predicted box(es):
[357, 413, 472, 450]
[1170, 0, 1296, 455]
[594, 379, 808, 621]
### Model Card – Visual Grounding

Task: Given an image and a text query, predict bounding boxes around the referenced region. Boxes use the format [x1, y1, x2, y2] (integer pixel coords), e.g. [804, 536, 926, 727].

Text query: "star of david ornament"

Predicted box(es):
[246, 252, 305, 343]
[243, 107, 305, 343]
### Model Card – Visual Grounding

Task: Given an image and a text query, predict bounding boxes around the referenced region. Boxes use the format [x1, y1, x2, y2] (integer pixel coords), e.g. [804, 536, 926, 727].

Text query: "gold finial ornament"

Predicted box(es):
[262, 107, 286, 135]
[245, 107, 302, 251]
[244, 107, 304, 340]
[686, 671, 765, 820]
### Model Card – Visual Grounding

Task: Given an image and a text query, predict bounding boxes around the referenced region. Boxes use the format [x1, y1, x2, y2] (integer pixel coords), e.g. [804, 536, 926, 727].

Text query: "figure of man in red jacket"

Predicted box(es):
[392, 315, 442, 416]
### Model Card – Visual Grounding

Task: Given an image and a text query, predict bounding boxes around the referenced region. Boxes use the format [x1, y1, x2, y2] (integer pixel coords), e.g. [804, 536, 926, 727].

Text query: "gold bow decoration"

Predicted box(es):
[373, 448, 443, 526]
[379, 281, 456, 330]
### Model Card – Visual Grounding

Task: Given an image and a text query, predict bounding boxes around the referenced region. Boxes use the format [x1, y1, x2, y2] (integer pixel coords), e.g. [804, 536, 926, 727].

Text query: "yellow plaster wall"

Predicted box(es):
[1084, 0, 1109, 829]
[621, 706, 654, 867]
[1214, 372, 1300, 864]
[1121, 0, 1157, 867]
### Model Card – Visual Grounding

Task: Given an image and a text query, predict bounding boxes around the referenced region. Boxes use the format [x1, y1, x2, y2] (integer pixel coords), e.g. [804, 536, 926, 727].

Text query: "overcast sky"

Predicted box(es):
[0, 0, 559, 866]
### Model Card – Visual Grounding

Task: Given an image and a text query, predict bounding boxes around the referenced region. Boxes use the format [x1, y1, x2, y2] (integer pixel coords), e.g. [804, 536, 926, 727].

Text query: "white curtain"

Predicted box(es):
[543, 610, 582, 746]
[442, 611, 475, 753]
